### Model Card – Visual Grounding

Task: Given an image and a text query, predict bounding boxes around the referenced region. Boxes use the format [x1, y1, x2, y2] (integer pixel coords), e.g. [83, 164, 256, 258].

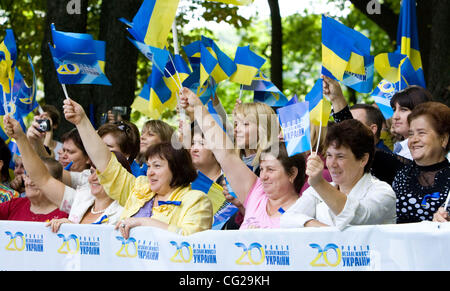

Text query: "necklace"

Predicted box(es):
[90, 204, 107, 215]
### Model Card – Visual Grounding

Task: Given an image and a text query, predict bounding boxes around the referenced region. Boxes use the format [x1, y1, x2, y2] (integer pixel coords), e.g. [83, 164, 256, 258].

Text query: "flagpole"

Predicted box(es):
[172, 19, 185, 119]
[61, 84, 70, 99]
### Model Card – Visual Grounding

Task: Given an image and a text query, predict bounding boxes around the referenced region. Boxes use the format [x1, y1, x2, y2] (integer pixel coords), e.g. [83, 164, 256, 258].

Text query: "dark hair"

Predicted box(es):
[41, 157, 63, 181]
[0, 138, 11, 182]
[261, 142, 306, 193]
[408, 102, 450, 152]
[61, 128, 88, 158]
[390, 85, 433, 111]
[144, 142, 198, 188]
[111, 150, 133, 174]
[351, 104, 385, 139]
[324, 119, 375, 173]
[42, 104, 61, 128]
[98, 121, 140, 162]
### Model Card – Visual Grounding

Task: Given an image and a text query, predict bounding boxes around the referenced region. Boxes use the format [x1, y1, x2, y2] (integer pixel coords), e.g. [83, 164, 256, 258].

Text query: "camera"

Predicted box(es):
[100, 106, 128, 125]
[36, 119, 52, 132]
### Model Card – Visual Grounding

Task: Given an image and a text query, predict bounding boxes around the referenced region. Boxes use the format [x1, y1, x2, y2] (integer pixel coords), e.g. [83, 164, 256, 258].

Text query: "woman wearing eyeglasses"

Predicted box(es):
[62, 98, 213, 237]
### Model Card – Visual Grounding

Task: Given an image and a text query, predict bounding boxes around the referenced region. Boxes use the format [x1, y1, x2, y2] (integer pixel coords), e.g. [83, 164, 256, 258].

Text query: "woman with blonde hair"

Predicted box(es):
[233, 101, 280, 175]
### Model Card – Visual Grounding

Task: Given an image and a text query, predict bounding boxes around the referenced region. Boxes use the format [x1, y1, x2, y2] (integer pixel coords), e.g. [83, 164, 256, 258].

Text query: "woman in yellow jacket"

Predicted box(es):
[63, 98, 213, 237]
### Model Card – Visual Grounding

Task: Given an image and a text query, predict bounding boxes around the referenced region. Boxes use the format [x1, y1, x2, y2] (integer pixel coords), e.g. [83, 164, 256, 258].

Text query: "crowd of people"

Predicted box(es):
[0, 80, 449, 237]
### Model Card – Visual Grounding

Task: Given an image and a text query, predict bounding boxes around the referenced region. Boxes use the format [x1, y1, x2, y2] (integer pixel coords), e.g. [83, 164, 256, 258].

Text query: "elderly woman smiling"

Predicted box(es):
[281, 119, 397, 230]
[62, 98, 213, 237]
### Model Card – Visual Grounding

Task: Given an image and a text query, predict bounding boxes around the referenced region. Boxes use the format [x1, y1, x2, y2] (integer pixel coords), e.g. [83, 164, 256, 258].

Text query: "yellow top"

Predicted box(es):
[97, 154, 213, 235]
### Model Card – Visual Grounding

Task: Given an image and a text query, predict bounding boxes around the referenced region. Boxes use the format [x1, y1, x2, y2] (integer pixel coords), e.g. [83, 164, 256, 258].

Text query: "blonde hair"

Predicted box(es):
[233, 102, 280, 167]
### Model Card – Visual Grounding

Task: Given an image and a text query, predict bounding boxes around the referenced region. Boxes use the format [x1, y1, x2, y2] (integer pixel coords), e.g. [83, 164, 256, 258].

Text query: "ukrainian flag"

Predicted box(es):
[321, 15, 371, 85]
[201, 36, 237, 83]
[164, 53, 191, 91]
[229, 45, 266, 85]
[126, 37, 169, 74]
[132, 67, 175, 119]
[0, 29, 17, 94]
[119, 0, 179, 49]
[191, 171, 238, 230]
[396, 0, 425, 86]
[305, 79, 331, 126]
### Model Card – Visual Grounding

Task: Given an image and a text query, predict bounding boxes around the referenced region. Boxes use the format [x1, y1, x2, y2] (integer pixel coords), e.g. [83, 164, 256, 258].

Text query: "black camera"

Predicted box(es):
[36, 119, 51, 132]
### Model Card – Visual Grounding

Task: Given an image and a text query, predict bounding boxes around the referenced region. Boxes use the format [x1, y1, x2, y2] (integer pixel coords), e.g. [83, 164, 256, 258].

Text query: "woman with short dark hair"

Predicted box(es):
[62, 98, 213, 237]
[281, 119, 396, 230]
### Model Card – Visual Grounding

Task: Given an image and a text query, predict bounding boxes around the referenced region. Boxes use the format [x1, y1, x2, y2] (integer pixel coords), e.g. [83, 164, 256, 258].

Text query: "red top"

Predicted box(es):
[0, 197, 68, 222]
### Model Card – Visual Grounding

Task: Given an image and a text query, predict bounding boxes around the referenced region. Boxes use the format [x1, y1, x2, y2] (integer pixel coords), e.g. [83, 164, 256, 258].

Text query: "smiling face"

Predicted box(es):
[408, 115, 447, 166]
[234, 114, 258, 150]
[59, 139, 90, 172]
[259, 154, 296, 199]
[146, 155, 174, 196]
[88, 166, 107, 197]
[391, 102, 412, 138]
[325, 143, 368, 193]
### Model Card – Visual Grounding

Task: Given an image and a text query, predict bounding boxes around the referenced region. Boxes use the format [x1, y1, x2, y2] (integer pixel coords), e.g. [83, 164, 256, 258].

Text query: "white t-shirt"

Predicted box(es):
[280, 173, 396, 230]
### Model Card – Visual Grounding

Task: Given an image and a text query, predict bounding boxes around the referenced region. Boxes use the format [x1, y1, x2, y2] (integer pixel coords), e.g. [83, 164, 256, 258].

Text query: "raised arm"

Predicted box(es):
[3, 115, 65, 207]
[62, 98, 111, 172]
[322, 75, 348, 113]
[180, 88, 257, 205]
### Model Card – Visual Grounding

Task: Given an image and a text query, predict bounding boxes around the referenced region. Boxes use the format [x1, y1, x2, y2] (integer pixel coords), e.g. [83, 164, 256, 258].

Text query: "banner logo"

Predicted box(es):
[309, 243, 371, 268]
[57, 63, 80, 75]
[4, 231, 43, 252]
[169, 241, 217, 264]
[115, 237, 159, 261]
[57, 234, 100, 255]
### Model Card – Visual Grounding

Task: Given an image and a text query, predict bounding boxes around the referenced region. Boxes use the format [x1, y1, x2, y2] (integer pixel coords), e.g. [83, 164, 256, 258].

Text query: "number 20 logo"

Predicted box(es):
[235, 242, 265, 265]
[115, 237, 138, 258]
[4, 231, 25, 251]
[169, 241, 193, 263]
[309, 243, 342, 267]
[57, 234, 80, 254]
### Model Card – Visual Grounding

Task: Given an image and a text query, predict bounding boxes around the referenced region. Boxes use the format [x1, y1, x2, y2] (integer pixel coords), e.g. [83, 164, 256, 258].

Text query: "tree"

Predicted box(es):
[268, 0, 283, 91]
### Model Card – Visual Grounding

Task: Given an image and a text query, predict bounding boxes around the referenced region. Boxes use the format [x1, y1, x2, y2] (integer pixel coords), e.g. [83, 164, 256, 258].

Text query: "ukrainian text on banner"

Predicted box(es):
[1, 221, 450, 271]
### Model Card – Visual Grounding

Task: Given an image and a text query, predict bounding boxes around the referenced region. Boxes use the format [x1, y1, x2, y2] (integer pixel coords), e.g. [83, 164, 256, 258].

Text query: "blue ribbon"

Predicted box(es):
[278, 207, 285, 214]
[158, 201, 182, 206]
[64, 161, 73, 171]
[91, 215, 109, 225]
[421, 192, 440, 207]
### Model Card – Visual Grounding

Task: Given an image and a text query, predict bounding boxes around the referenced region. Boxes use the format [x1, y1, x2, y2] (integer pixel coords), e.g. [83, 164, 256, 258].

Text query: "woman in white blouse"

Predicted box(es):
[281, 119, 396, 230]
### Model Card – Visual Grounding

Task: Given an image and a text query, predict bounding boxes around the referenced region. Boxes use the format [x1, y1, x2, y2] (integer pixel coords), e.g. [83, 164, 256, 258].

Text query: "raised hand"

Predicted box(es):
[63, 98, 87, 125]
[305, 153, 325, 188]
[3, 115, 26, 140]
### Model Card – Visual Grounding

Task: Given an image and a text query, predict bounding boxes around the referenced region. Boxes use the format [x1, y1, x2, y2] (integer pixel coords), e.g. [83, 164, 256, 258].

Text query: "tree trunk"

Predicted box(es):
[94, 0, 141, 125]
[41, 0, 91, 139]
[427, 0, 450, 105]
[268, 0, 283, 91]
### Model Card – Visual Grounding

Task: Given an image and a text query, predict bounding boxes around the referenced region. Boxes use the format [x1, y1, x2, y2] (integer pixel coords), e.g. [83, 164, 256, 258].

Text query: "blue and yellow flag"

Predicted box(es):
[126, 37, 169, 74]
[321, 15, 373, 93]
[277, 101, 312, 157]
[396, 0, 425, 87]
[371, 80, 396, 120]
[119, 0, 179, 49]
[201, 36, 237, 83]
[132, 66, 175, 119]
[12, 55, 38, 119]
[305, 79, 331, 126]
[191, 171, 238, 230]
[242, 70, 288, 107]
[229, 45, 266, 85]
[0, 29, 17, 95]
[49, 24, 111, 85]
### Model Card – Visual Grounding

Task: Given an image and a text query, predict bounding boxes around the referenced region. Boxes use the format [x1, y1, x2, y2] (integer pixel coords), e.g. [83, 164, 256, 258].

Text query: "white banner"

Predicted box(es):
[1, 220, 450, 271]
